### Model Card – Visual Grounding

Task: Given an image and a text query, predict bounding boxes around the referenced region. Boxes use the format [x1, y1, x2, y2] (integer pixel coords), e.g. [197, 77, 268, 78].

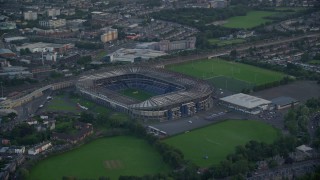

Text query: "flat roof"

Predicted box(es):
[220, 93, 271, 109]
[271, 96, 299, 106]
[0, 49, 14, 54]
[4, 36, 27, 42]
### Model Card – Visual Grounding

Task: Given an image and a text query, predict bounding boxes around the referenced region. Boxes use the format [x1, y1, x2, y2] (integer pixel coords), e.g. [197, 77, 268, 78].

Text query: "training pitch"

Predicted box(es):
[166, 58, 285, 92]
[28, 136, 169, 180]
[222, 11, 279, 29]
[164, 120, 280, 167]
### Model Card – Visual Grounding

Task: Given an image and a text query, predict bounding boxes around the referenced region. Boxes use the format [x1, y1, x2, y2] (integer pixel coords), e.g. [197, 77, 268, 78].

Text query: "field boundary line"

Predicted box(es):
[204, 75, 223, 80]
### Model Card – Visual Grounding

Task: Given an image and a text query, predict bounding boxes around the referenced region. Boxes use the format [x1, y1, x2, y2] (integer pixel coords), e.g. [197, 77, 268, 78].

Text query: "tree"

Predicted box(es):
[230, 50, 237, 59]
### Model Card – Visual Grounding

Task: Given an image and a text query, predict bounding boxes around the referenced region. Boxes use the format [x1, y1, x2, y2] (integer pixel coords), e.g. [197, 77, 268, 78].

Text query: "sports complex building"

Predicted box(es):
[219, 93, 272, 114]
[76, 66, 213, 121]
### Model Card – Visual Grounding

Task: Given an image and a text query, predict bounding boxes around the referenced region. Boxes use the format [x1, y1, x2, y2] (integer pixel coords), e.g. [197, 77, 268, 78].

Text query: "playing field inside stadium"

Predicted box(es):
[164, 120, 280, 167]
[166, 58, 285, 92]
[28, 136, 169, 180]
[120, 88, 155, 101]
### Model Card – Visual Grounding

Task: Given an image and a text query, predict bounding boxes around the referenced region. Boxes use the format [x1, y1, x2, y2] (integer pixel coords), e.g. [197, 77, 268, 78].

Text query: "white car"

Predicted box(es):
[188, 120, 193, 123]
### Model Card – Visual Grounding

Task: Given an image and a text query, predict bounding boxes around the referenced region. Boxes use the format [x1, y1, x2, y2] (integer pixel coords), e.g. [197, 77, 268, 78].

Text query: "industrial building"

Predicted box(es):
[16, 42, 74, 53]
[104, 48, 167, 63]
[271, 96, 299, 109]
[220, 93, 271, 114]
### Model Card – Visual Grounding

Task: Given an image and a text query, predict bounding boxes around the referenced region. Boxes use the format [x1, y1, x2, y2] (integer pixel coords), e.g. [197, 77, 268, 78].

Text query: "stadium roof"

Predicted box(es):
[220, 93, 271, 109]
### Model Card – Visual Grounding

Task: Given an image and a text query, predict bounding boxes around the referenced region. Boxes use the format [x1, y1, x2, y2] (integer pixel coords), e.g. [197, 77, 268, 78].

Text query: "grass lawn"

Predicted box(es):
[45, 94, 111, 116]
[166, 58, 285, 86]
[45, 96, 79, 113]
[109, 112, 130, 122]
[222, 11, 278, 29]
[164, 120, 280, 167]
[308, 60, 320, 65]
[209, 38, 245, 46]
[95, 50, 108, 60]
[28, 136, 170, 180]
[120, 88, 155, 101]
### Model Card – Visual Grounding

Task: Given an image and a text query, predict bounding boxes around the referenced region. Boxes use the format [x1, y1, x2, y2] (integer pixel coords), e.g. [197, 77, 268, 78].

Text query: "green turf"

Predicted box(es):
[46, 97, 79, 113]
[222, 11, 278, 29]
[308, 60, 320, 65]
[164, 120, 280, 167]
[206, 76, 254, 92]
[209, 38, 245, 46]
[166, 58, 285, 86]
[95, 51, 108, 60]
[120, 88, 155, 101]
[46, 94, 111, 116]
[28, 136, 170, 180]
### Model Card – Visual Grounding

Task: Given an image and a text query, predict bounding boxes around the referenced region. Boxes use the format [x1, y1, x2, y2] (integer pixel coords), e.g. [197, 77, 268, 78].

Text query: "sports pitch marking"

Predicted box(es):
[104, 160, 124, 170]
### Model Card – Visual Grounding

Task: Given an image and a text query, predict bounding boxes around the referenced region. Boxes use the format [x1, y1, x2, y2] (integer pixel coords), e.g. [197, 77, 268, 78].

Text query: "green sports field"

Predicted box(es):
[166, 58, 285, 92]
[28, 136, 170, 180]
[164, 120, 280, 167]
[222, 11, 278, 29]
[120, 88, 155, 101]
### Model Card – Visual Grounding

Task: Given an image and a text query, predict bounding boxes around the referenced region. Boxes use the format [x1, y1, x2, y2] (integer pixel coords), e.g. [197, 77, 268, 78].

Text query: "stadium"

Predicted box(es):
[76, 66, 213, 121]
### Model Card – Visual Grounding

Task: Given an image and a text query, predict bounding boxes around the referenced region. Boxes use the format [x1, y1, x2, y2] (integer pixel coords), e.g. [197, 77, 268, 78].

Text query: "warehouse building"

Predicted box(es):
[271, 96, 299, 110]
[220, 93, 271, 114]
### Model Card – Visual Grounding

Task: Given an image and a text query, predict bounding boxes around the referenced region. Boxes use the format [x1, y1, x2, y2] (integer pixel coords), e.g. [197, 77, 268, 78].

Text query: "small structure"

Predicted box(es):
[271, 96, 299, 110]
[296, 145, 313, 153]
[219, 93, 271, 114]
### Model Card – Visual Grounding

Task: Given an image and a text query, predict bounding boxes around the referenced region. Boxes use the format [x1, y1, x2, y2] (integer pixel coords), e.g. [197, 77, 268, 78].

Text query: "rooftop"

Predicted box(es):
[220, 93, 271, 109]
[271, 96, 299, 106]
[0, 49, 14, 54]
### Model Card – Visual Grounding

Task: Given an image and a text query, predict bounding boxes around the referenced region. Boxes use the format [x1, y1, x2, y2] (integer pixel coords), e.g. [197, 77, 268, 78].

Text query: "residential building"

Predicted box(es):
[0, 22, 16, 30]
[137, 37, 196, 52]
[39, 18, 66, 28]
[47, 8, 60, 17]
[0, 49, 15, 58]
[24, 11, 37, 21]
[52, 122, 93, 144]
[27, 141, 52, 155]
[209, 0, 228, 8]
[100, 28, 118, 43]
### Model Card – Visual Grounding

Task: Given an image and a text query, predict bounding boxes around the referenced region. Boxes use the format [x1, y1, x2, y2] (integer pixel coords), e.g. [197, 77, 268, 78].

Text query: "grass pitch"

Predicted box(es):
[166, 58, 285, 91]
[164, 120, 280, 167]
[28, 136, 170, 180]
[222, 11, 278, 29]
[121, 88, 155, 101]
